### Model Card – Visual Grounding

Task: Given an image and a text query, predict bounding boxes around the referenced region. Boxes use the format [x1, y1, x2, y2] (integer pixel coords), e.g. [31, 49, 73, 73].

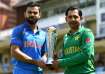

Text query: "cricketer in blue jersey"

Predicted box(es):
[10, 2, 48, 74]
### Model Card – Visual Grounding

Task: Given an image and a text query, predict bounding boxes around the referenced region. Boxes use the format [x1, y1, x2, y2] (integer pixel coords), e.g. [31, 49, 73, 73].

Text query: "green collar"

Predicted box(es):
[68, 25, 84, 35]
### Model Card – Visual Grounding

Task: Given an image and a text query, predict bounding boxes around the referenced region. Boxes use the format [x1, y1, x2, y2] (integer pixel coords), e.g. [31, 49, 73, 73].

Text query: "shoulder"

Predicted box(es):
[82, 27, 94, 38]
[12, 23, 25, 35]
[82, 27, 93, 34]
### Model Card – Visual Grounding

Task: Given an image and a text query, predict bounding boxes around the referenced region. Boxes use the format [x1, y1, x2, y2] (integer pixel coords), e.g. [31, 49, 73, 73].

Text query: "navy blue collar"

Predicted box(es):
[23, 20, 40, 34]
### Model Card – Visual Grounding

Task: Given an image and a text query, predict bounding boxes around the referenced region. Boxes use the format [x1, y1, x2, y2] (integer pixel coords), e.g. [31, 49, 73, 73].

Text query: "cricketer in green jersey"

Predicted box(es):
[52, 6, 95, 74]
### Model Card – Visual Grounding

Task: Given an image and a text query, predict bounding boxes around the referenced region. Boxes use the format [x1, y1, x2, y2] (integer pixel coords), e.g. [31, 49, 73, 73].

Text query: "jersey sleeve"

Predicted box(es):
[58, 31, 94, 68]
[10, 27, 23, 48]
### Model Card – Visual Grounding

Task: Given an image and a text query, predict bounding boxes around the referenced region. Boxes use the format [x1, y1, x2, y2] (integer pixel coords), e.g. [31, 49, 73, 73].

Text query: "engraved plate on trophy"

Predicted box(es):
[46, 26, 57, 65]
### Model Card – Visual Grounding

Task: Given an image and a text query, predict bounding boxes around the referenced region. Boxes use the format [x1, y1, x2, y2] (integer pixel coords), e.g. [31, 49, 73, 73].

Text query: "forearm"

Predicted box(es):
[58, 46, 94, 68]
[58, 51, 88, 68]
[11, 45, 37, 65]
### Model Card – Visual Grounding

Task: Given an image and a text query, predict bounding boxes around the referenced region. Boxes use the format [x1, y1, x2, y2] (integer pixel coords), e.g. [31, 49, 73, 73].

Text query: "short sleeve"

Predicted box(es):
[10, 27, 23, 48]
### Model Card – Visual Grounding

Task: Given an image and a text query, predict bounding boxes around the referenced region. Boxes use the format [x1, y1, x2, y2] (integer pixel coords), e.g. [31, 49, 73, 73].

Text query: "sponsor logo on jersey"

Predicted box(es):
[24, 41, 42, 48]
[64, 46, 80, 55]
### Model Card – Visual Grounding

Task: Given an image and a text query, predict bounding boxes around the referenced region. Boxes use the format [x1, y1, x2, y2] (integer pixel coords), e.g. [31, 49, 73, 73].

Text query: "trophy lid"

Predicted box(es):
[48, 26, 56, 32]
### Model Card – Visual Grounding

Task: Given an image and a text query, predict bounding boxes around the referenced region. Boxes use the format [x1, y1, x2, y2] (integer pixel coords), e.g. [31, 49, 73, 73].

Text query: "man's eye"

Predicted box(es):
[28, 11, 38, 14]
[73, 16, 78, 19]
[33, 12, 38, 14]
[28, 11, 32, 14]
[68, 16, 72, 18]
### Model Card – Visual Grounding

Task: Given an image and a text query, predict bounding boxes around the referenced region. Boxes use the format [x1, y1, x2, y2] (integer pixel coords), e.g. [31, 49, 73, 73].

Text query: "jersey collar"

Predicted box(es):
[68, 25, 84, 35]
[23, 20, 40, 34]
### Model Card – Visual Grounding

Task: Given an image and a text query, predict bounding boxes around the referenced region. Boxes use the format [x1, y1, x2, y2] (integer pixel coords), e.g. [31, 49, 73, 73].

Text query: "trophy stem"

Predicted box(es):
[46, 27, 57, 65]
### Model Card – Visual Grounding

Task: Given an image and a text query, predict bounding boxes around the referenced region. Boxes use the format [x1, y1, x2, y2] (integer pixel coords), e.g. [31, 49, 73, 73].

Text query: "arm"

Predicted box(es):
[58, 31, 94, 68]
[11, 45, 37, 65]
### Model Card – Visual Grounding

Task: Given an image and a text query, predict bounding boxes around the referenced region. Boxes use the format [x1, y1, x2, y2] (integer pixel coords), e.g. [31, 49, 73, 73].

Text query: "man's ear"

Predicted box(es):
[39, 12, 41, 18]
[65, 16, 67, 22]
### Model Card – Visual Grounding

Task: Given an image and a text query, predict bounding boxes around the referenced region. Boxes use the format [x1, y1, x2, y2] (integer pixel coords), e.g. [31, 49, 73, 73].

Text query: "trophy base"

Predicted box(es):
[46, 58, 54, 69]
[46, 58, 53, 64]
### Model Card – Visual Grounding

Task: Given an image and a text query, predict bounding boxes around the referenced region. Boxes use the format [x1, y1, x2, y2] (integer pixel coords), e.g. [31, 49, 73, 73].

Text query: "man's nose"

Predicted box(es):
[30, 13, 35, 16]
[71, 17, 75, 21]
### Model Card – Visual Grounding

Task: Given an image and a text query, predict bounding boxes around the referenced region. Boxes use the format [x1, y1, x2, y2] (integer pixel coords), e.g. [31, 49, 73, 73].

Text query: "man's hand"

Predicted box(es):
[51, 60, 59, 72]
[53, 51, 58, 60]
[36, 60, 46, 68]
[52, 60, 59, 67]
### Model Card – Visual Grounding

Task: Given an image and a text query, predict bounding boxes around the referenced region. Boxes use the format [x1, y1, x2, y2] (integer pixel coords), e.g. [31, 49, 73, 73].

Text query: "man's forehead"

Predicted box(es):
[68, 9, 79, 15]
[26, 6, 39, 11]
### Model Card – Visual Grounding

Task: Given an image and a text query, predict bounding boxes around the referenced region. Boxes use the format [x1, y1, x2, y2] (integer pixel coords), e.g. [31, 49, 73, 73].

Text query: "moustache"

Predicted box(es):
[28, 16, 35, 20]
[70, 21, 78, 24]
[26, 17, 38, 24]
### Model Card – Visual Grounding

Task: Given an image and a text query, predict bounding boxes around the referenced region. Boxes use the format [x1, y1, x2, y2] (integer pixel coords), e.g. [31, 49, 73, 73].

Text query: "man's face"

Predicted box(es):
[25, 6, 40, 24]
[66, 9, 81, 29]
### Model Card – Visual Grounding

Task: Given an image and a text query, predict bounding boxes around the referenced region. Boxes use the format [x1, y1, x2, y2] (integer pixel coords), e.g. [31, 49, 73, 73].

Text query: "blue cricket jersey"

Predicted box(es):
[10, 20, 48, 71]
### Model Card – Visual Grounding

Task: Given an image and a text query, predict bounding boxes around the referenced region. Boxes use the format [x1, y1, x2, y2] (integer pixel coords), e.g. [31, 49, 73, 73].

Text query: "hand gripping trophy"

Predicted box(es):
[46, 26, 57, 66]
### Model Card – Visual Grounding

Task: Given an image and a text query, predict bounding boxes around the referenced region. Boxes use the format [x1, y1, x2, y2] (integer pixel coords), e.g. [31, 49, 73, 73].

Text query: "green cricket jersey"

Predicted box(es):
[58, 26, 95, 74]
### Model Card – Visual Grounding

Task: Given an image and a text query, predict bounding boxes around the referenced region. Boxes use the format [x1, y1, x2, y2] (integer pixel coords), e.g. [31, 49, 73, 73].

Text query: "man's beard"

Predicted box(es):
[26, 17, 38, 25]
[69, 21, 80, 29]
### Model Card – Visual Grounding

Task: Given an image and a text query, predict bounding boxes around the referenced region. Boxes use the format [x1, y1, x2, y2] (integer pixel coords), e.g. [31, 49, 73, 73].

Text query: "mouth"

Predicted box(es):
[71, 21, 77, 24]
[29, 18, 34, 21]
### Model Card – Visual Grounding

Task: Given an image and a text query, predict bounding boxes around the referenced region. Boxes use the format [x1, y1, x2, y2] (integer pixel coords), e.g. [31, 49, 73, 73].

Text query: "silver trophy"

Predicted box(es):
[46, 26, 57, 65]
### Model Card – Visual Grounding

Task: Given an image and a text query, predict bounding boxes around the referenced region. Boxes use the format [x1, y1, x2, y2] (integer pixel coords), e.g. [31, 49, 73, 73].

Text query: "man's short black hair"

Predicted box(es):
[26, 2, 40, 12]
[65, 6, 82, 17]
[27, 2, 40, 7]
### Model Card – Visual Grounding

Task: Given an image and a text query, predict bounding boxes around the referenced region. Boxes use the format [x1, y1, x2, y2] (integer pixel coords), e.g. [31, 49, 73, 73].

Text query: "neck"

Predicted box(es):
[70, 24, 81, 33]
[29, 24, 38, 32]
[26, 19, 38, 31]
[70, 27, 79, 33]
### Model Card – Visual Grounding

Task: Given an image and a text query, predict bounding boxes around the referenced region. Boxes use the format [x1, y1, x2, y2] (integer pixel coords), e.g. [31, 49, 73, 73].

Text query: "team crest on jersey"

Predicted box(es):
[74, 35, 80, 40]
[85, 38, 91, 43]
